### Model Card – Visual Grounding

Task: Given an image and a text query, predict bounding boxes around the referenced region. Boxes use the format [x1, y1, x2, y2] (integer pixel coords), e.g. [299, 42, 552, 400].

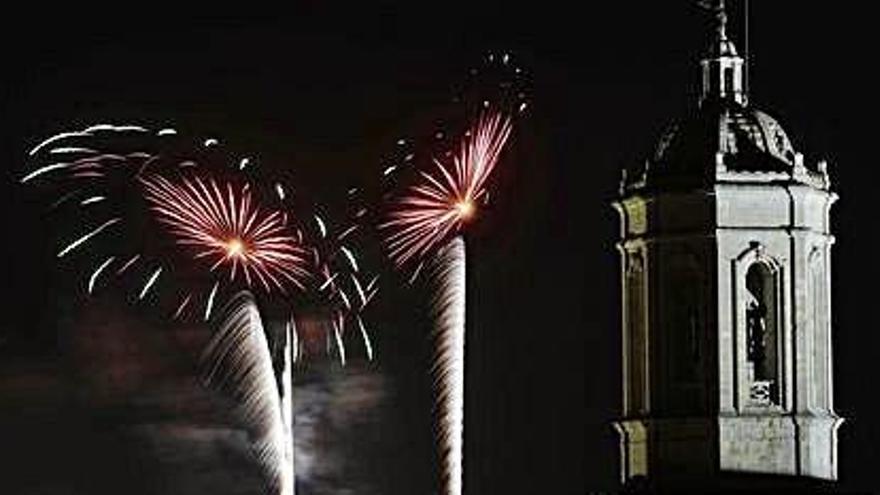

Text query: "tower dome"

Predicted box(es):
[624, 0, 823, 191]
[651, 101, 797, 178]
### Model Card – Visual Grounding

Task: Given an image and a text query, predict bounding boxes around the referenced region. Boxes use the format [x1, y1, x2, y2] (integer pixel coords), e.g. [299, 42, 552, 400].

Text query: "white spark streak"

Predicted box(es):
[289, 317, 300, 364]
[408, 260, 424, 285]
[87, 256, 115, 294]
[332, 320, 347, 367]
[356, 315, 374, 361]
[204, 281, 220, 321]
[336, 225, 358, 241]
[21, 162, 73, 183]
[49, 147, 96, 155]
[351, 274, 366, 307]
[80, 195, 105, 206]
[116, 254, 141, 275]
[365, 275, 379, 294]
[340, 246, 358, 272]
[29, 133, 87, 156]
[83, 124, 147, 133]
[173, 294, 192, 320]
[319, 272, 339, 292]
[138, 267, 163, 300]
[281, 317, 296, 495]
[337, 288, 351, 311]
[314, 215, 327, 239]
[57, 218, 121, 258]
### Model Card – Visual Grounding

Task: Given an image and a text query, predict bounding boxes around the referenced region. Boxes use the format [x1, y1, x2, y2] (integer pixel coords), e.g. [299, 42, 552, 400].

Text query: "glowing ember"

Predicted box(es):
[226, 237, 246, 257]
[453, 200, 474, 220]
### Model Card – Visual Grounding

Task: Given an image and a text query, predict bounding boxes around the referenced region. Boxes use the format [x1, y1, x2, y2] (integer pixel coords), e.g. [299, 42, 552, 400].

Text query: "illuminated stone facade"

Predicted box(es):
[612, 2, 842, 484]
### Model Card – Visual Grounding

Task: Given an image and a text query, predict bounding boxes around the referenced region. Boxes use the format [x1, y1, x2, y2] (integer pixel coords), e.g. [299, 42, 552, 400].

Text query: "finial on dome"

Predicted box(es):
[715, 0, 728, 40]
[699, 0, 746, 106]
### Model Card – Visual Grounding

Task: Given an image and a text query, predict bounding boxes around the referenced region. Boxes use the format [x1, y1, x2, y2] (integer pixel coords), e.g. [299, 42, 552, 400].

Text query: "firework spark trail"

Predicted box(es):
[356, 315, 374, 362]
[26, 125, 146, 156]
[57, 218, 122, 258]
[289, 318, 301, 363]
[138, 266, 163, 300]
[173, 294, 193, 320]
[331, 315, 347, 367]
[204, 281, 220, 321]
[381, 111, 512, 268]
[281, 315, 296, 495]
[140, 174, 309, 294]
[200, 291, 293, 495]
[426, 236, 466, 495]
[301, 209, 380, 365]
[88, 256, 116, 294]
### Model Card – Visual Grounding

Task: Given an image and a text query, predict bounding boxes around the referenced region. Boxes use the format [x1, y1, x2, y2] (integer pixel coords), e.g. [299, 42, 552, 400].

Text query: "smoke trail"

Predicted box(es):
[426, 236, 466, 495]
[199, 291, 292, 495]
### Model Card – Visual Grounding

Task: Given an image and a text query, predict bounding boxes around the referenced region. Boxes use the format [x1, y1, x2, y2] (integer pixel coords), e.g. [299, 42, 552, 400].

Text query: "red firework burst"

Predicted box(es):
[381, 111, 513, 267]
[140, 174, 309, 293]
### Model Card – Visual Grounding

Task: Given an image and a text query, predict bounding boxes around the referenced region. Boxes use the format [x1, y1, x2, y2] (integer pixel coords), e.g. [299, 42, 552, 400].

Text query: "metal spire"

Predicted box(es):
[697, 0, 746, 105]
[697, 0, 729, 41]
[715, 0, 728, 41]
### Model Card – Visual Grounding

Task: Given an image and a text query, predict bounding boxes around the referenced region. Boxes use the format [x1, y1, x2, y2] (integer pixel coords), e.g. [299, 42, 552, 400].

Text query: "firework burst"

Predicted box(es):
[21, 124, 313, 321]
[140, 174, 309, 294]
[380, 111, 512, 268]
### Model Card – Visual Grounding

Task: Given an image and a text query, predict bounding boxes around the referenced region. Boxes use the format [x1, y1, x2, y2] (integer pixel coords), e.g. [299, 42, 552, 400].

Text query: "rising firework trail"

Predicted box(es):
[381, 109, 515, 495]
[200, 291, 294, 495]
[426, 237, 466, 495]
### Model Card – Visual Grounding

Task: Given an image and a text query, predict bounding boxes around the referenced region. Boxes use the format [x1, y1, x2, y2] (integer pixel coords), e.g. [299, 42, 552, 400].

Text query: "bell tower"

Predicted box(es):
[613, 0, 842, 485]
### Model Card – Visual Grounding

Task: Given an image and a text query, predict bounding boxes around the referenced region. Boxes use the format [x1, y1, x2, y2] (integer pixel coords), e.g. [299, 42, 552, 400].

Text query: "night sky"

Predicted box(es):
[1, 3, 879, 493]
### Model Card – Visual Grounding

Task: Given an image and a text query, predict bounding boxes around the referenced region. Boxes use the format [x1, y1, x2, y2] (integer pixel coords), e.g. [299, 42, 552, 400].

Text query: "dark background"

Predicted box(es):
[1, 2, 878, 493]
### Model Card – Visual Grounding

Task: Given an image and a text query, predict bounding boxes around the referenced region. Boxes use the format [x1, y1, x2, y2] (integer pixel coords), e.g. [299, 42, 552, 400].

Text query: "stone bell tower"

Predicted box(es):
[612, 1, 842, 485]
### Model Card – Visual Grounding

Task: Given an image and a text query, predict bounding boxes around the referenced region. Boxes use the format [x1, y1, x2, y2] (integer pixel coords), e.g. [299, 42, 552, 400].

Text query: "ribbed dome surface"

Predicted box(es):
[648, 101, 797, 183]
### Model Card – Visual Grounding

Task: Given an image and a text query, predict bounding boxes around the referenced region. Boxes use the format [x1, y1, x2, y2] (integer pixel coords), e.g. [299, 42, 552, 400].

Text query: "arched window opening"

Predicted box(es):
[723, 66, 735, 97]
[745, 263, 779, 405]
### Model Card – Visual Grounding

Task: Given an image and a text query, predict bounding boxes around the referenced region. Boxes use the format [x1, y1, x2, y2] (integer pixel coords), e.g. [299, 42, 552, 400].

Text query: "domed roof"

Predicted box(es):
[620, 1, 822, 192]
[643, 101, 798, 186]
